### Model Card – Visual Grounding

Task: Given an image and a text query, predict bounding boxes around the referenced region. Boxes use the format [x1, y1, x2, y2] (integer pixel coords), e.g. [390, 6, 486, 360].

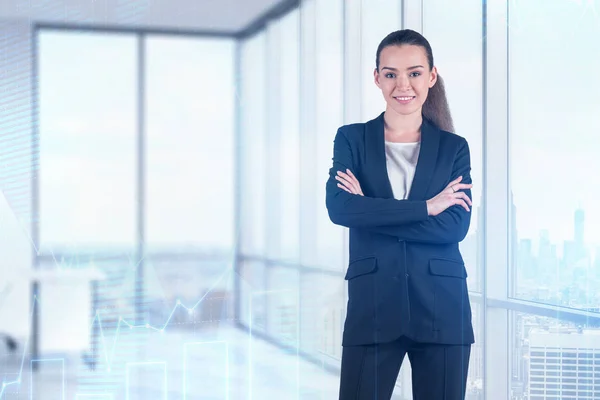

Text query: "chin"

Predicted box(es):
[388, 103, 421, 117]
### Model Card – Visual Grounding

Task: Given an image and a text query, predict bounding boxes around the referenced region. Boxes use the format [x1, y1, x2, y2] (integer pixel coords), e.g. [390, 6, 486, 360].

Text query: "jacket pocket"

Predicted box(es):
[429, 258, 468, 278]
[429, 258, 471, 331]
[345, 256, 377, 280]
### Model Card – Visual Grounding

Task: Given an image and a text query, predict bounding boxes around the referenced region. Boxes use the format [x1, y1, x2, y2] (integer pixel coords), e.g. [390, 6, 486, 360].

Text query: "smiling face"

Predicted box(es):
[374, 44, 437, 118]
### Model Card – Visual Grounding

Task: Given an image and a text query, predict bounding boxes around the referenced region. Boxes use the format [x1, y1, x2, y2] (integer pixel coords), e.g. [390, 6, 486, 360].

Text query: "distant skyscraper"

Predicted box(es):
[574, 208, 585, 246]
[564, 208, 588, 269]
[528, 328, 600, 399]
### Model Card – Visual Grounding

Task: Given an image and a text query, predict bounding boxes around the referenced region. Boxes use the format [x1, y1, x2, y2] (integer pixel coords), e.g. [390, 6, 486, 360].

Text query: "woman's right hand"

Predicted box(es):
[426, 176, 473, 216]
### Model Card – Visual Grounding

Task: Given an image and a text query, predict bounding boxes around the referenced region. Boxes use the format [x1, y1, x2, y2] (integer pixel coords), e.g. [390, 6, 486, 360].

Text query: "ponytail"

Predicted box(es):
[422, 73, 454, 133]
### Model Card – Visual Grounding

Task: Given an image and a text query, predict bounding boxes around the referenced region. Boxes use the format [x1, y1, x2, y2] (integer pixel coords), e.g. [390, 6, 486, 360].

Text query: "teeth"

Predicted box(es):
[395, 97, 413, 100]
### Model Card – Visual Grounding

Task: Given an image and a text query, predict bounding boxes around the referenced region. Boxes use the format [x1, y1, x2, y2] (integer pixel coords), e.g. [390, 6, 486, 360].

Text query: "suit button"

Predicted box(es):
[406, 273, 409, 278]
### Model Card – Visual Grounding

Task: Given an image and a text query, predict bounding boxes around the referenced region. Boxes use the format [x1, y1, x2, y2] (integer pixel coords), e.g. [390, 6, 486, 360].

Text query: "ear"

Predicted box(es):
[429, 66, 438, 88]
[374, 68, 381, 88]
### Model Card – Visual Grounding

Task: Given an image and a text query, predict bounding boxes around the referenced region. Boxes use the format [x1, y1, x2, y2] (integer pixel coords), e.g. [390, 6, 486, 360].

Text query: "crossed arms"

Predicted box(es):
[325, 129, 473, 244]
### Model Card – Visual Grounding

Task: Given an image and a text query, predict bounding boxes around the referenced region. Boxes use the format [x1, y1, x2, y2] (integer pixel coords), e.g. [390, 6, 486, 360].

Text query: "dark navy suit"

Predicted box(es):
[326, 112, 474, 399]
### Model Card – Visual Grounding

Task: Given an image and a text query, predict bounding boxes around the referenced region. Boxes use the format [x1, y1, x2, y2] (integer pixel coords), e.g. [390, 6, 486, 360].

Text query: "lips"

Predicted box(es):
[393, 95, 415, 104]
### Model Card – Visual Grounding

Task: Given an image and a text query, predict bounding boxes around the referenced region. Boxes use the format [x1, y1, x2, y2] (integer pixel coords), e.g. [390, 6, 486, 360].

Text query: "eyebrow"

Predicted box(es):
[381, 65, 425, 71]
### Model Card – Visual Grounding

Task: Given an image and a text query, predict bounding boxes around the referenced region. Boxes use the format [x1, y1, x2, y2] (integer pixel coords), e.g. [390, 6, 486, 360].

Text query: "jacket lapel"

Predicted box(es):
[408, 118, 440, 201]
[365, 112, 394, 199]
[365, 112, 440, 201]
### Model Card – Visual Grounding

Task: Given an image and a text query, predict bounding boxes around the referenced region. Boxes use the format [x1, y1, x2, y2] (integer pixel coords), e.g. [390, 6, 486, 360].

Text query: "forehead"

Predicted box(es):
[379, 45, 428, 69]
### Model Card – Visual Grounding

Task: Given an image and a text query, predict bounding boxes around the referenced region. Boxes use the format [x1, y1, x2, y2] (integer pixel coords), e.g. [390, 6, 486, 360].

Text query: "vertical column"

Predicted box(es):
[343, 0, 362, 127]
[29, 23, 40, 372]
[403, 0, 423, 32]
[299, 0, 317, 267]
[485, 0, 510, 398]
[135, 33, 146, 325]
[233, 39, 243, 325]
[265, 21, 282, 261]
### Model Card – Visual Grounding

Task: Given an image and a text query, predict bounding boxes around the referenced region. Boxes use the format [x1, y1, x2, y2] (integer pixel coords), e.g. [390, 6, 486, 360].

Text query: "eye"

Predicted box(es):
[385, 73, 396, 79]
[410, 72, 421, 77]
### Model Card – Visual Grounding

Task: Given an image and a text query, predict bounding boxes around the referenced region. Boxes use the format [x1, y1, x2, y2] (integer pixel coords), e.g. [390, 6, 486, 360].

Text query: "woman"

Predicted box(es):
[326, 29, 474, 400]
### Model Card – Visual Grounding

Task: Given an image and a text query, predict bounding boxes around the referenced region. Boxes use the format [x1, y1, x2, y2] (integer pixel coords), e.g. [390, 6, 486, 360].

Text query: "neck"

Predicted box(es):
[383, 108, 423, 142]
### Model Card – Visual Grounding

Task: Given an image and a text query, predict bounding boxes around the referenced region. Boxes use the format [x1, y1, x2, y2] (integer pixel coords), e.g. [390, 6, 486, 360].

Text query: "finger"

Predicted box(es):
[454, 198, 470, 212]
[337, 172, 360, 193]
[453, 183, 473, 191]
[342, 170, 360, 188]
[446, 182, 472, 194]
[337, 183, 352, 193]
[455, 192, 472, 206]
[335, 175, 356, 191]
[446, 176, 463, 188]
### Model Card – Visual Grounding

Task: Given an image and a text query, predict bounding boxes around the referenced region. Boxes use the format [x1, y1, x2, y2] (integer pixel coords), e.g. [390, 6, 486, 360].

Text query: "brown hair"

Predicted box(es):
[375, 29, 455, 133]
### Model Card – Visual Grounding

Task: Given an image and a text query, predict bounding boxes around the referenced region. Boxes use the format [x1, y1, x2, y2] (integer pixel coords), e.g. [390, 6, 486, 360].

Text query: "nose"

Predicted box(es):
[396, 76, 411, 90]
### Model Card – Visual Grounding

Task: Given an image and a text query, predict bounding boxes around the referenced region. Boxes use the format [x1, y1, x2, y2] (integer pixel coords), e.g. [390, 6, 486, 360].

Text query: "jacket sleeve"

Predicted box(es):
[325, 128, 429, 228]
[365, 138, 473, 243]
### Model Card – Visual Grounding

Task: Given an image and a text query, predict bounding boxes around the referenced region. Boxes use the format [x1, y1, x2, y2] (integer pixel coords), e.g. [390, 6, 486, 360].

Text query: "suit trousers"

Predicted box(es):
[339, 335, 471, 400]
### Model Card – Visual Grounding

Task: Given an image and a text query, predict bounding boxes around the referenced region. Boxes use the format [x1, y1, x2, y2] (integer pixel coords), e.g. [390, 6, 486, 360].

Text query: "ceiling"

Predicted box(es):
[0, 0, 290, 34]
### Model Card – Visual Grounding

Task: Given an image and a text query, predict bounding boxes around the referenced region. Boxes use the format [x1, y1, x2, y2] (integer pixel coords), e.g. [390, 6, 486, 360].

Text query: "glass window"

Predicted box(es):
[276, 9, 301, 263]
[144, 36, 236, 253]
[38, 31, 137, 251]
[314, 0, 345, 270]
[423, 0, 483, 292]
[144, 257, 234, 328]
[238, 260, 267, 333]
[239, 32, 267, 257]
[266, 266, 300, 348]
[508, 0, 600, 309]
[299, 270, 346, 362]
[360, 0, 402, 122]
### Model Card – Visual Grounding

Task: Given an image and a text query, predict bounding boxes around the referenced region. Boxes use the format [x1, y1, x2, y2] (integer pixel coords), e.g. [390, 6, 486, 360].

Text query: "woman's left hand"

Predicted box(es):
[335, 169, 364, 196]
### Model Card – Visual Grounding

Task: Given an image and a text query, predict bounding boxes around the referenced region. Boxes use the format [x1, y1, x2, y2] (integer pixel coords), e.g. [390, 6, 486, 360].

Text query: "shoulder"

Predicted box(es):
[437, 127, 470, 152]
[336, 121, 367, 138]
[335, 114, 380, 142]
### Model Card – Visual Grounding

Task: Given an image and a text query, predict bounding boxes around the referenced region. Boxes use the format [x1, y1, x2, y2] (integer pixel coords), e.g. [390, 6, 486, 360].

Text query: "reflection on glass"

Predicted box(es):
[145, 36, 235, 253]
[509, 0, 600, 309]
[38, 31, 137, 251]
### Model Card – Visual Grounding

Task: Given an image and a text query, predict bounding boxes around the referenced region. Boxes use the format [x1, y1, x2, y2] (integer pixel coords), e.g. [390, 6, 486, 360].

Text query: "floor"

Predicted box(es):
[0, 323, 345, 400]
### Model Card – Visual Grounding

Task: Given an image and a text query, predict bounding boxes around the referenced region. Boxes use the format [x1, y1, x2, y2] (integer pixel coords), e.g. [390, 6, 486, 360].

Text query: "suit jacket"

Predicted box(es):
[326, 111, 475, 347]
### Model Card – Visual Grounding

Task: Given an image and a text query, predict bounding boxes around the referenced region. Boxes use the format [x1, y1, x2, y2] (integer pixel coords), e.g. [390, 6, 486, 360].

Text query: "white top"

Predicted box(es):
[384, 141, 421, 200]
